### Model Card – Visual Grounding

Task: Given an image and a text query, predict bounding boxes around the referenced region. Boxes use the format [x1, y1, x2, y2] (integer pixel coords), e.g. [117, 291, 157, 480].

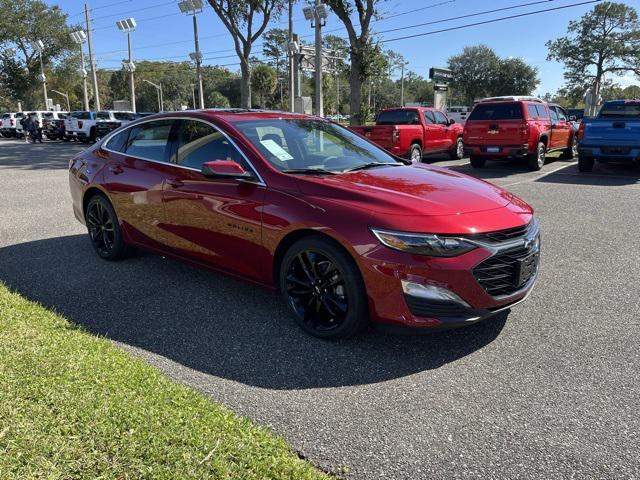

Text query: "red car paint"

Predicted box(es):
[69, 110, 539, 331]
[349, 107, 464, 160]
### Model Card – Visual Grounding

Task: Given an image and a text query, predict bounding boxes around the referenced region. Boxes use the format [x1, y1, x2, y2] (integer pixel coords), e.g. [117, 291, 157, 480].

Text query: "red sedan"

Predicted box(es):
[69, 110, 540, 339]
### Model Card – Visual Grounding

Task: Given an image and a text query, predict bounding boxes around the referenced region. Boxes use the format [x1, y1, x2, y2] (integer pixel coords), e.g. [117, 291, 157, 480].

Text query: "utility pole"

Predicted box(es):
[288, 0, 294, 112]
[336, 73, 340, 115]
[36, 45, 48, 109]
[79, 44, 89, 110]
[193, 15, 205, 109]
[314, 0, 323, 117]
[85, 3, 100, 110]
[400, 62, 406, 107]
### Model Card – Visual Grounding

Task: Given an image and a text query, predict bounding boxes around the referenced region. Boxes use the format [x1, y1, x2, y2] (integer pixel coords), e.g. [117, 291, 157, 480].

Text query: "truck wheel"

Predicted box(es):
[527, 141, 546, 171]
[470, 156, 486, 168]
[578, 156, 594, 172]
[408, 143, 422, 163]
[450, 137, 464, 160]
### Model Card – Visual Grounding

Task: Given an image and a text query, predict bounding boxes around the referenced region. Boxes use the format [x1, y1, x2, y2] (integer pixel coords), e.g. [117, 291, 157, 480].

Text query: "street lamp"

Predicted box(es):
[400, 61, 409, 107]
[142, 79, 164, 112]
[303, 2, 329, 117]
[69, 30, 89, 111]
[51, 89, 70, 112]
[178, 0, 205, 109]
[116, 17, 137, 112]
[190, 83, 196, 109]
[31, 40, 49, 110]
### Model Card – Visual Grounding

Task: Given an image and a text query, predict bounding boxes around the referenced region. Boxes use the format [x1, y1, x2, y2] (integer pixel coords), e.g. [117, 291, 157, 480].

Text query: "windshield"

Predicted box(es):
[468, 102, 523, 121]
[599, 102, 640, 118]
[234, 119, 400, 173]
[43, 113, 54, 119]
[96, 112, 112, 120]
[2, 113, 10, 119]
[375, 109, 421, 125]
[71, 111, 92, 119]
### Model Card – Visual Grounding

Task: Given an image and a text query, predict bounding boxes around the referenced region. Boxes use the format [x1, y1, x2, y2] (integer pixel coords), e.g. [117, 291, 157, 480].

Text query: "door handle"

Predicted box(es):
[108, 164, 124, 174]
[166, 178, 184, 188]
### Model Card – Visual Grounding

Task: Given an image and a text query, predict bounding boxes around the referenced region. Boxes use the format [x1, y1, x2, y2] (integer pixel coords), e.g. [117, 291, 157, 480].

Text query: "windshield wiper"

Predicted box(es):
[344, 162, 403, 172]
[282, 168, 337, 175]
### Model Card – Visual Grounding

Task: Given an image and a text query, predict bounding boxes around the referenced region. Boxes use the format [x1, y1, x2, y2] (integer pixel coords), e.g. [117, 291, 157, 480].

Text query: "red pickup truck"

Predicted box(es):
[349, 107, 465, 162]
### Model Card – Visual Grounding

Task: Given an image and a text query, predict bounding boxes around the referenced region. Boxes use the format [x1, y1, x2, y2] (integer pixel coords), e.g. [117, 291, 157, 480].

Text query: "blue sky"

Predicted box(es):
[50, 0, 638, 95]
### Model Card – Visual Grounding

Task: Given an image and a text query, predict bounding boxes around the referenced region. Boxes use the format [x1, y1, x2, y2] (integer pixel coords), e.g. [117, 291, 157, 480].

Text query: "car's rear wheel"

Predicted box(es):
[470, 155, 486, 168]
[280, 237, 368, 340]
[578, 155, 594, 172]
[564, 136, 578, 160]
[450, 137, 464, 160]
[85, 195, 130, 261]
[408, 143, 422, 163]
[527, 141, 546, 171]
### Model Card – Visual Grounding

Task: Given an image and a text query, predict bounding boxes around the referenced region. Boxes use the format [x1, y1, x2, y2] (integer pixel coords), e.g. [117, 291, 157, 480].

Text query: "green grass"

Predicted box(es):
[0, 283, 329, 480]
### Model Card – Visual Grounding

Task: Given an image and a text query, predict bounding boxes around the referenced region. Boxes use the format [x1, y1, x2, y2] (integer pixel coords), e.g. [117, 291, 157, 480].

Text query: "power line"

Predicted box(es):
[383, 0, 602, 43]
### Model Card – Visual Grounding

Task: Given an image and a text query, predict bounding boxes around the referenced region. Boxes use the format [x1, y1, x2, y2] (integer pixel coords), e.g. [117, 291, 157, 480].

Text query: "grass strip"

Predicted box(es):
[0, 283, 329, 479]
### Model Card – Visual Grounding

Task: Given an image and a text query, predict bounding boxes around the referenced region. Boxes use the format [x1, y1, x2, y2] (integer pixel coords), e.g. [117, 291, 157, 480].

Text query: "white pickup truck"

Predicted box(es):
[15, 111, 50, 138]
[65, 110, 136, 143]
[95, 111, 138, 140]
[1, 112, 22, 137]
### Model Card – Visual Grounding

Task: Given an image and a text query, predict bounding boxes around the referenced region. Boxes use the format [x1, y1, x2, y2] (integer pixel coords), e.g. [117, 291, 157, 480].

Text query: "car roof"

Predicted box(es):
[136, 109, 320, 124]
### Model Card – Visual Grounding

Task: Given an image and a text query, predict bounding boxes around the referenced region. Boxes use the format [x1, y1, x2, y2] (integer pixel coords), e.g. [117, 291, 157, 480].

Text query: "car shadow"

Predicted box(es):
[534, 161, 640, 187]
[0, 235, 508, 390]
[0, 140, 85, 170]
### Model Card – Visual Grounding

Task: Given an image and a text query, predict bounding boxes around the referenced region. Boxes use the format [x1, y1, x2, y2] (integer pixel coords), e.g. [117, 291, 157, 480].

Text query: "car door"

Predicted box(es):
[101, 118, 177, 248]
[549, 106, 571, 150]
[431, 110, 451, 151]
[161, 118, 267, 282]
[422, 110, 444, 152]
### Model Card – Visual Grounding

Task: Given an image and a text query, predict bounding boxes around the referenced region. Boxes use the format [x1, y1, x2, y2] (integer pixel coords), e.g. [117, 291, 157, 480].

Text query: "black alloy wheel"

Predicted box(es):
[281, 237, 368, 339]
[85, 195, 129, 260]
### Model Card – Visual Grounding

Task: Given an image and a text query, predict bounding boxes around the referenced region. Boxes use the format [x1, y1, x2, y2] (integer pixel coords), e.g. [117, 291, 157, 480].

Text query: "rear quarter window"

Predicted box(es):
[468, 103, 523, 121]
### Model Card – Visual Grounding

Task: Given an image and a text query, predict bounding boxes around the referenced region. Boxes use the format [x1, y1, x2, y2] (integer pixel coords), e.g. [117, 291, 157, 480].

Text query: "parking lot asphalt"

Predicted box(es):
[1, 138, 639, 479]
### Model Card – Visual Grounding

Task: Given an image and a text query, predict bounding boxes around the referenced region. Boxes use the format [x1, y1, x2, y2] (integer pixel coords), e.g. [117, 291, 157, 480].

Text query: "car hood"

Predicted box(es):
[296, 164, 514, 216]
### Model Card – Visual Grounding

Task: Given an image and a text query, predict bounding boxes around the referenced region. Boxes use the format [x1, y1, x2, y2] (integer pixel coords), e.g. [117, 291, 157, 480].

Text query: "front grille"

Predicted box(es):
[469, 222, 531, 244]
[473, 245, 538, 297]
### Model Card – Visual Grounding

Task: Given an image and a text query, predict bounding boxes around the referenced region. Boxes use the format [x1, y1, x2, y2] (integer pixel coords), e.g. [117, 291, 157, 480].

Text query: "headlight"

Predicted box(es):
[371, 228, 477, 257]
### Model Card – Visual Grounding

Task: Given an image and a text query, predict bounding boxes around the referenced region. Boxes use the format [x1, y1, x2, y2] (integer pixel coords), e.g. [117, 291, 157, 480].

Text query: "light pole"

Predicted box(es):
[143, 79, 164, 112]
[70, 30, 89, 111]
[51, 90, 70, 111]
[303, 2, 329, 117]
[190, 83, 196, 109]
[31, 40, 48, 110]
[85, 4, 100, 110]
[400, 61, 408, 107]
[116, 17, 137, 112]
[288, 0, 294, 112]
[179, 0, 205, 109]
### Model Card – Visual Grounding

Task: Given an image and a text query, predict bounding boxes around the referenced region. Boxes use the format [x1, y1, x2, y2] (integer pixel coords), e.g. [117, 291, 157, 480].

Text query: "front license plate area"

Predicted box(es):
[515, 252, 539, 286]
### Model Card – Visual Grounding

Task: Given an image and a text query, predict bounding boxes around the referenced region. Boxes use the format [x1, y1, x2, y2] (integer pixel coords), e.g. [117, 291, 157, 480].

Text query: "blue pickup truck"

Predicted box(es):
[577, 100, 640, 172]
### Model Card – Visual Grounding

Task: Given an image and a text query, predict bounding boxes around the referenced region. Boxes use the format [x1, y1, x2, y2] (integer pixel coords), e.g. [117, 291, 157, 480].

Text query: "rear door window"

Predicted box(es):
[535, 105, 548, 118]
[376, 109, 420, 125]
[527, 105, 539, 119]
[423, 111, 436, 124]
[549, 107, 559, 122]
[468, 103, 523, 121]
[124, 120, 174, 162]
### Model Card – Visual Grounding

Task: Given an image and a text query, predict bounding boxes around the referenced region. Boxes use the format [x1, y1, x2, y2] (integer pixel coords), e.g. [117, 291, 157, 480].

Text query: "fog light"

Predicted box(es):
[401, 281, 471, 307]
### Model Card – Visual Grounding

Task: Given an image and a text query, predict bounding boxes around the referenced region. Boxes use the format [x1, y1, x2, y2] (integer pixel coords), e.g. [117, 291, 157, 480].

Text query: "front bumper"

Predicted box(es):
[358, 221, 540, 329]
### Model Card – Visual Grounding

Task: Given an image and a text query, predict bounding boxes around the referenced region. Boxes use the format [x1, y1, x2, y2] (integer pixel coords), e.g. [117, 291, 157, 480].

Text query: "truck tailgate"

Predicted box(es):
[464, 119, 524, 145]
[582, 119, 640, 145]
[350, 125, 399, 149]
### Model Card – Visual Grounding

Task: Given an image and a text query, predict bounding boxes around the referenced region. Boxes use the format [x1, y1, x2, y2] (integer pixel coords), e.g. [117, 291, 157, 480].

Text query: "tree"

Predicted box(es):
[326, 0, 383, 124]
[547, 2, 640, 115]
[251, 63, 277, 107]
[491, 57, 539, 97]
[0, 0, 75, 109]
[448, 45, 500, 105]
[207, 0, 286, 108]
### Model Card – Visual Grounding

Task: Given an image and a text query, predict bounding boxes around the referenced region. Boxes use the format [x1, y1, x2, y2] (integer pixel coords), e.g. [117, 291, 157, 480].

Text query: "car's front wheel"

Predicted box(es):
[85, 194, 130, 261]
[280, 236, 368, 340]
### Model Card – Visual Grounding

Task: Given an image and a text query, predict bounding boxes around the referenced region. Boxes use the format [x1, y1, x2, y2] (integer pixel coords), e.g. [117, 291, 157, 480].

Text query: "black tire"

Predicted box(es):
[407, 143, 422, 163]
[527, 141, 546, 171]
[85, 194, 130, 261]
[578, 155, 594, 172]
[279, 236, 368, 340]
[470, 155, 486, 168]
[563, 136, 578, 160]
[450, 137, 464, 160]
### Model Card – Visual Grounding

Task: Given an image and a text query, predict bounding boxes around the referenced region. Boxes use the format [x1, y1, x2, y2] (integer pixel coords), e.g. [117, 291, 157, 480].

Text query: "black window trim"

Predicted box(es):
[101, 116, 266, 186]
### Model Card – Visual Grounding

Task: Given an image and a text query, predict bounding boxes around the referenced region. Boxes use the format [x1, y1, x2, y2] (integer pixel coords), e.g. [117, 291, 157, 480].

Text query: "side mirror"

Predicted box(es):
[448, 118, 456, 125]
[201, 160, 254, 179]
[569, 115, 577, 121]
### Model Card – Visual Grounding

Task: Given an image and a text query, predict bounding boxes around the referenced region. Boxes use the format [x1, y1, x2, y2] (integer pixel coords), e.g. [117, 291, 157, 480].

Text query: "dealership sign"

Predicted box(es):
[429, 67, 454, 83]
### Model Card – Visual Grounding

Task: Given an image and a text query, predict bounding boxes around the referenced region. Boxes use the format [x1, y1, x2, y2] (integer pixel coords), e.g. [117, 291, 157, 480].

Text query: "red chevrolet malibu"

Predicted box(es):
[69, 110, 540, 339]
